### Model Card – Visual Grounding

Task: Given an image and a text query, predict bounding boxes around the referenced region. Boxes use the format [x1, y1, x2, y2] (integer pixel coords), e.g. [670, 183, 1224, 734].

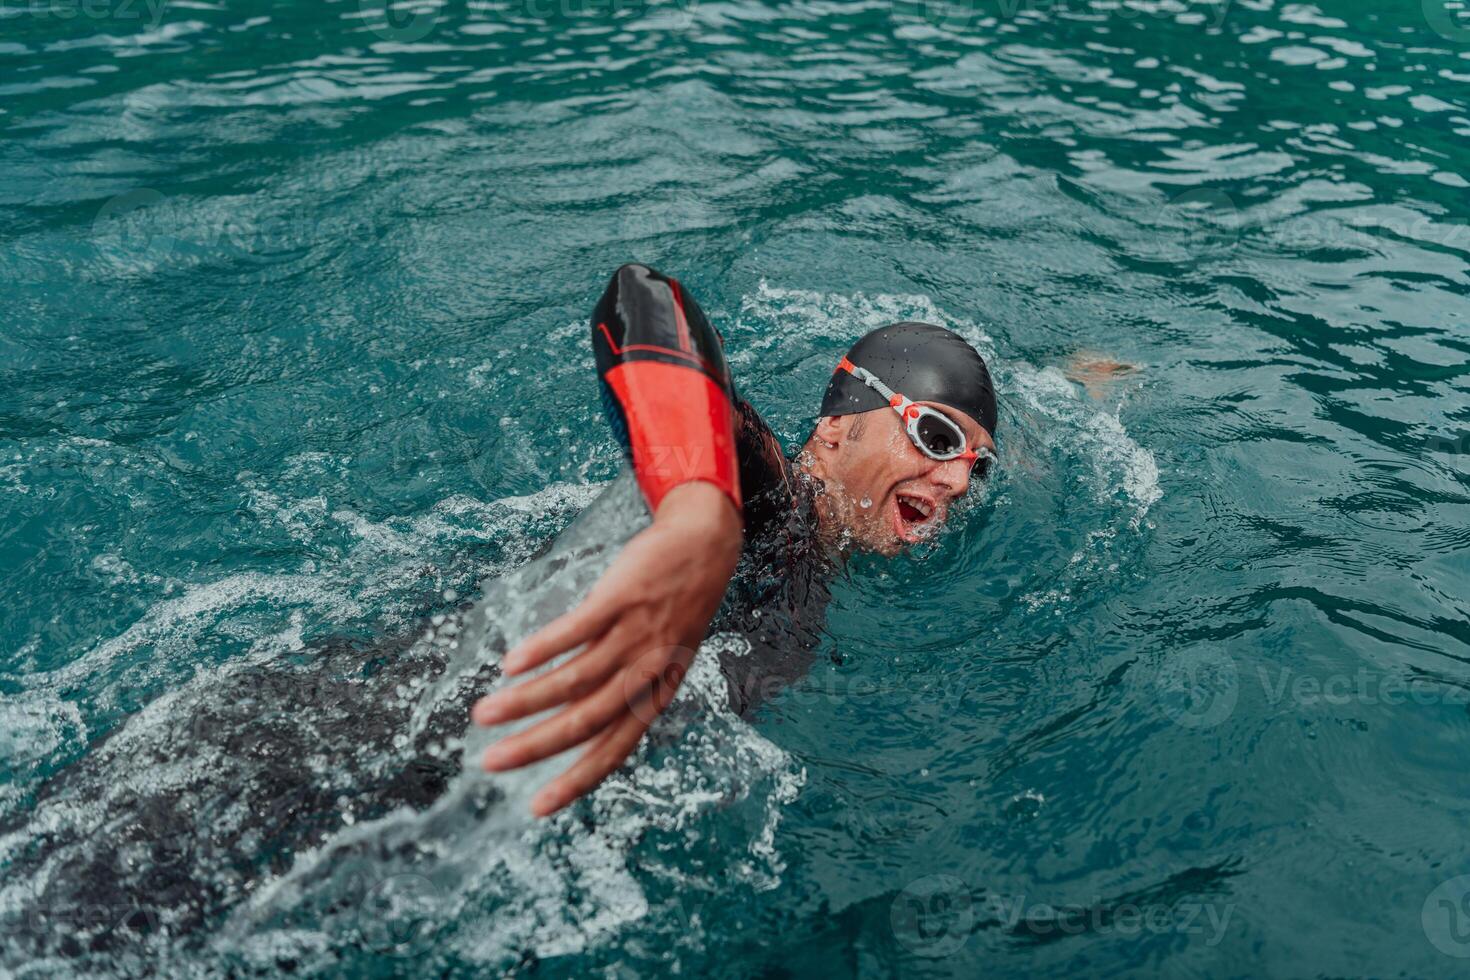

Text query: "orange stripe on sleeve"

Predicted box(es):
[602, 360, 741, 515]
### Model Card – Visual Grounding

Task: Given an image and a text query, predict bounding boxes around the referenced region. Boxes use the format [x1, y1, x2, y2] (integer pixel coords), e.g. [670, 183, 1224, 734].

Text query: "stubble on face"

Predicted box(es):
[823, 413, 908, 554]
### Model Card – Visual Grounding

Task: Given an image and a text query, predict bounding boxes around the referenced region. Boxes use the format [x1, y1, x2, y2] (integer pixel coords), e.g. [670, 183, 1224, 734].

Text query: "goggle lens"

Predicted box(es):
[838, 356, 994, 480]
[915, 411, 965, 459]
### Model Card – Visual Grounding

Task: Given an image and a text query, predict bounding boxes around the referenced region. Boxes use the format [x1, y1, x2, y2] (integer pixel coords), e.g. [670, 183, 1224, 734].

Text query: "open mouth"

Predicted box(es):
[892, 492, 940, 543]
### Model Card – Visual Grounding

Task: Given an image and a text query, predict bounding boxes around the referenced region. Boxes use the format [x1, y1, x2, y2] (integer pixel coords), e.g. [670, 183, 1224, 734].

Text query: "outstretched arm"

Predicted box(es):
[472, 264, 744, 816]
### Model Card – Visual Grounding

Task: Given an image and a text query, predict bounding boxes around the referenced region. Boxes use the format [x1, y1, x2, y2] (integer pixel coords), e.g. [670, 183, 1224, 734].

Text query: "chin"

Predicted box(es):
[832, 522, 903, 556]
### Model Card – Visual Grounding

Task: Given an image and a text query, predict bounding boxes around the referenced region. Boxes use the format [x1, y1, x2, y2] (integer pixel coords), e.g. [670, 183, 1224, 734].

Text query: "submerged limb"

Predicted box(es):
[1064, 351, 1140, 402]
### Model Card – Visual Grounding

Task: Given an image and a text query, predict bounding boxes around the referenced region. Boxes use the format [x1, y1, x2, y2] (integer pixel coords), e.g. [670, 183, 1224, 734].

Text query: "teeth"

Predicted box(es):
[900, 495, 933, 519]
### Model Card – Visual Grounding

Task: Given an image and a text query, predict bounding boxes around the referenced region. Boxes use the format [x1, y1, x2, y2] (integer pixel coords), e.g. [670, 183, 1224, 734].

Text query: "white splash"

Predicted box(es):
[214, 473, 805, 973]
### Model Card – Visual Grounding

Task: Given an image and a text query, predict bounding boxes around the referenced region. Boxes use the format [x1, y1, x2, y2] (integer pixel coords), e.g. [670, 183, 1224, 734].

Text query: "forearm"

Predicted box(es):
[592, 263, 742, 516]
[475, 474, 746, 817]
[472, 271, 751, 816]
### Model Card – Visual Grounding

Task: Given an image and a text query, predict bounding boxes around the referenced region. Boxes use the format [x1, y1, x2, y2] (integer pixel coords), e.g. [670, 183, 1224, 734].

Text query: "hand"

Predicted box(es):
[1063, 350, 1138, 401]
[471, 481, 742, 817]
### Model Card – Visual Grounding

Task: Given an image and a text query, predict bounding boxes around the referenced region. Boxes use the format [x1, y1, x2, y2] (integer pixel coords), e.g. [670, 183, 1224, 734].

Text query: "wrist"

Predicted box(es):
[655, 481, 743, 562]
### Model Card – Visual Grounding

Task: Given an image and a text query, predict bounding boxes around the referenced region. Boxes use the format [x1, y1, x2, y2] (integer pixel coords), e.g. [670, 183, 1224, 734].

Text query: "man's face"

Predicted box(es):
[807, 402, 996, 556]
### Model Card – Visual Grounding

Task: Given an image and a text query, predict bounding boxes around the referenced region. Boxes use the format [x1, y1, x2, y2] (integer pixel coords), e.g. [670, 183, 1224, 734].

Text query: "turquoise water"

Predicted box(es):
[3, 0, 1470, 974]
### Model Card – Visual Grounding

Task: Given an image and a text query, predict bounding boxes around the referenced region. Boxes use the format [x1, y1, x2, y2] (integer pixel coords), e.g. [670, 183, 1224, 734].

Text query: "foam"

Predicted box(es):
[0, 475, 802, 975]
[737, 280, 996, 357]
[209, 475, 804, 972]
[0, 693, 87, 781]
[13, 481, 603, 712]
[324, 647, 799, 971]
[1008, 364, 1163, 521]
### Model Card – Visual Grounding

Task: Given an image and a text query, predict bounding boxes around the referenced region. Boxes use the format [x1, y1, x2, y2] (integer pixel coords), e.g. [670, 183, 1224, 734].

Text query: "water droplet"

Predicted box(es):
[860, 496, 873, 509]
[443, 589, 458, 602]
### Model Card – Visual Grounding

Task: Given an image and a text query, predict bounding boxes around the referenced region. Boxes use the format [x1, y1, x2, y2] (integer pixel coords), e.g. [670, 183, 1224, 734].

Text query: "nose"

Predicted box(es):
[929, 456, 970, 498]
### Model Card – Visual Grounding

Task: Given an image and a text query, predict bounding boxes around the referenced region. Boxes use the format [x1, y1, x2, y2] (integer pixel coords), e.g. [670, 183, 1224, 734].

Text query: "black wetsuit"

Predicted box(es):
[2, 265, 832, 958]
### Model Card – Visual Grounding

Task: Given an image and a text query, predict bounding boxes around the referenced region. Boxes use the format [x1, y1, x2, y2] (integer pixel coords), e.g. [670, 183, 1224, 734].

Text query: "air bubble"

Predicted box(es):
[1005, 789, 1045, 820]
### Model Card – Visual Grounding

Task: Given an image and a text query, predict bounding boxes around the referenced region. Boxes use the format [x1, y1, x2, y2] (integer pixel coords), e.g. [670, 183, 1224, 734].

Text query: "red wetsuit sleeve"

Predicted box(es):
[592, 264, 742, 516]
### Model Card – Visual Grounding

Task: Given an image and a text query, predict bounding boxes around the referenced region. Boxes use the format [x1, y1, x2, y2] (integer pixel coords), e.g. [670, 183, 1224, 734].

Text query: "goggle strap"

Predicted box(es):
[840, 356, 984, 464]
[839, 358, 900, 404]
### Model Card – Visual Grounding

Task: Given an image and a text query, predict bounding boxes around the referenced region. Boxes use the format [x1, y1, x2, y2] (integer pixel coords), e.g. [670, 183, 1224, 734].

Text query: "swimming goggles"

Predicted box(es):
[836, 357, 994, 477]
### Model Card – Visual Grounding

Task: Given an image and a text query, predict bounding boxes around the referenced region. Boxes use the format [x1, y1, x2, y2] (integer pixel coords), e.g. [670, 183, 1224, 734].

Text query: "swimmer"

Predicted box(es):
[1, 265, 999, 954]
[472, 263, 998, 816]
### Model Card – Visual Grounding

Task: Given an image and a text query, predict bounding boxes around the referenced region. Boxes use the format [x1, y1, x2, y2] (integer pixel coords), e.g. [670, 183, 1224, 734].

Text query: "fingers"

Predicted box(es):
[480, 666, 639, 773]
[471, 619, 636, 726]
[531, 706, 651, 817]
[502, 588, 621, 676]
[532, 647, 693, 817]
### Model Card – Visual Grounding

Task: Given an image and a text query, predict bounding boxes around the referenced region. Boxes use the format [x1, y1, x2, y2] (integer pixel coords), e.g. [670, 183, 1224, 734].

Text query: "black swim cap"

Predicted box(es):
[819, 322, 998, 435]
